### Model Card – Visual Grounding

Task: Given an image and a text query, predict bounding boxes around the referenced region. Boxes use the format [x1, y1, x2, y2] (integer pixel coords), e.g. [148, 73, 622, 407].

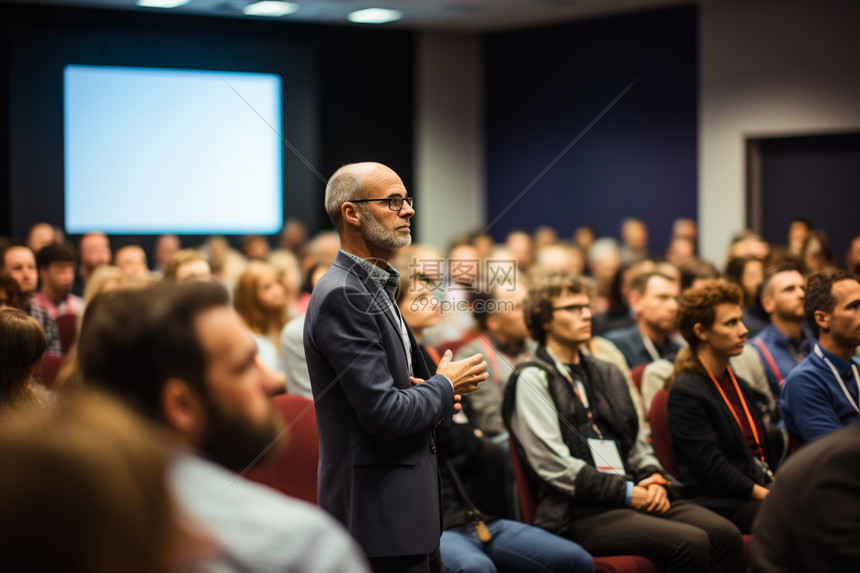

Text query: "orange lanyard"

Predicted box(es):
[701, 360, 764, 461]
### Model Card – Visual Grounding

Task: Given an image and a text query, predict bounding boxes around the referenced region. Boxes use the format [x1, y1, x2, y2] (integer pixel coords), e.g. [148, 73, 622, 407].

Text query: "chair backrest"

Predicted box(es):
[55, 314, 78, 355]
[648, 388, 676, 476]
[788, 432, 805, 453]
[630, 363, 648, 393]
[39, 354, 67, 390]
[508, 438, 536, 524]
[244, 394, 319, 504]
[510, 440, 661, 573]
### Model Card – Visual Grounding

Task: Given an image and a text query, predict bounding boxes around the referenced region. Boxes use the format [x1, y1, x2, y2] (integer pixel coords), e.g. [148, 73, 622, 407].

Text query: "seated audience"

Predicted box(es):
[113, 243, 150, 278]
[278, 217, 308, 253]
[455, 279, 533, 438]
[504, 270, 743, 572]
[751, 420, 860, 572]
[592, 258, 655, 336]
[162, 249, 213, 283]
[801, 229, 837, 273]
[534, 242, 586, 275]
[75, 231, 111, 295]
[25, 222, 58, 254]
[749, 264, 814, 405]
[845, 234, 860, 274]
[280, 262, 329, 399]
[725, 231, 770, 268]
[586, 237, 621, 313]
[438, 422, 594, 573]
[573, 226, 595, 256]
[786, 217, 811, 257]
[506, 229, 535, 272]
[667, 282, 774, 533]
[665, 236, 696, 268]
[1, 243, 61, 355]
[679, 258, 720, 292]
[0, 274, 24, 310]
[82, 264, 123, 306]
[620, 217, 650, 263]
[724, 256, 767, 337]
[240, 234, 270, 261]
[0, 391, 202, 573]
[78, 282, 369, 572]
[268, 248, 303, 317]
[604, 271, 684, 368]
[534, 225, 558, 252]
[672, 218, 697, 244]
[0, 309, 51, 418]
[32, 243, 84, 320]
[234, 261, 289, 379]
[153, 233, 181, 274]
[422, 241, 482, 348]
[780, 269, 860, 443]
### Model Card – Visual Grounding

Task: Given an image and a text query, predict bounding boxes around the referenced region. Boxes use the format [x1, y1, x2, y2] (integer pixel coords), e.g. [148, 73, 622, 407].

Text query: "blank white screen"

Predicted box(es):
[64, 65, 282, 234]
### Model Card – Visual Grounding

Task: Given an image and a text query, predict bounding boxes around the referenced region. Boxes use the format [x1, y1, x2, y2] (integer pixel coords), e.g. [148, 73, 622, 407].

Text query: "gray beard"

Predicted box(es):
[359, 205, 412, 251]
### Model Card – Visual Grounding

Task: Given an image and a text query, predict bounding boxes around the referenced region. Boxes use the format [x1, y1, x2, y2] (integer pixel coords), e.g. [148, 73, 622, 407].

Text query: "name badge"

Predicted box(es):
[587, 438, 625, 474]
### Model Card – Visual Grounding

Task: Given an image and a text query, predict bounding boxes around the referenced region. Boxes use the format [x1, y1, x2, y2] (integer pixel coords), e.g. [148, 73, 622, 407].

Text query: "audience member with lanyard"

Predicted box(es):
[667, 281, 777, 533]
[504, 270, 743, 572]
[780, 269, 860, 443]
[749, 263, 814, 406]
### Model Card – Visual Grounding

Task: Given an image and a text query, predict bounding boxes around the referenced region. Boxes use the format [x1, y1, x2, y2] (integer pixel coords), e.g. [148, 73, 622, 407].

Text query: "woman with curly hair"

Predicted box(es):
[667, 281, 776, 533]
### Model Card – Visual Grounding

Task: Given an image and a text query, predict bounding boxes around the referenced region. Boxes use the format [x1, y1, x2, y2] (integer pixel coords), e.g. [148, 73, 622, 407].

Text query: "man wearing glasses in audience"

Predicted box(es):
[503, 270, 743, 572]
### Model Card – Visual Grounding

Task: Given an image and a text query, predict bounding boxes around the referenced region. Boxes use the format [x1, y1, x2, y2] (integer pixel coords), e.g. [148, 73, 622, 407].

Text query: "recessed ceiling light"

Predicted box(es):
[136, 0, 190, 8]
[347, 8, 403, 24]
[243, 1, 300, 17]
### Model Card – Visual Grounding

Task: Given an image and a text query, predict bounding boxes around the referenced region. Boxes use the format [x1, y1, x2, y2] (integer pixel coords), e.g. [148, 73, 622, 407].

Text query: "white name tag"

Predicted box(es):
[587, 438, 625, 474]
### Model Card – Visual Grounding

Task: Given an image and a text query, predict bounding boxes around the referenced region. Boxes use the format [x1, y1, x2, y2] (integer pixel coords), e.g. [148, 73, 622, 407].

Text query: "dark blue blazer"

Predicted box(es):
[304, 251, 453, 558]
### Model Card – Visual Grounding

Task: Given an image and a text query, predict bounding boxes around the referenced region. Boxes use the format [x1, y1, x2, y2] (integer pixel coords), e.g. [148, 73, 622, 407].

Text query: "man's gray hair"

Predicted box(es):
[325, 164, 366, 234]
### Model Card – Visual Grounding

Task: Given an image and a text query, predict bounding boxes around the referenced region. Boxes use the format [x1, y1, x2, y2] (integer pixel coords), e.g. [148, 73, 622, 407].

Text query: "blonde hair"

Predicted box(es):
[234, 261, 287, 334]
[162, 249, 208, 281]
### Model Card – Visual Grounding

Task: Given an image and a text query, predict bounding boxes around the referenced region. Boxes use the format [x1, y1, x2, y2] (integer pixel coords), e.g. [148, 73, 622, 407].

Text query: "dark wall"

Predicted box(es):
[760, 132, 860, 263]
[484, 6, 698, 253]
[0, 4, 414, 253]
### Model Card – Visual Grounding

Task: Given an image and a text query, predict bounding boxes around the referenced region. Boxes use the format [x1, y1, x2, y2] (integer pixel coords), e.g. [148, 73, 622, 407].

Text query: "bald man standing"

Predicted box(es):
[304, 163, 488, 573]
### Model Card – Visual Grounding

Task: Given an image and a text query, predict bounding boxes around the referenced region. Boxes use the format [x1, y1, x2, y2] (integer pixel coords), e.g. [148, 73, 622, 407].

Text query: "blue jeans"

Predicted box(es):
[441, 519, 594, 573]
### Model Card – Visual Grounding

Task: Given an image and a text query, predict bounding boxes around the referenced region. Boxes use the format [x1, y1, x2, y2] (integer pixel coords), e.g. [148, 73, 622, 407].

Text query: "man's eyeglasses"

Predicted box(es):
[349, 196, 414, 211]
[552, 303, 592, 315]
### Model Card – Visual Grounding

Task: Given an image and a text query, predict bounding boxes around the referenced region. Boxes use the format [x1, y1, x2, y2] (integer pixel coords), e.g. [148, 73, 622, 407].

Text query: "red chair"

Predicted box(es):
[508, 440, 660, 573]
[55, 314, 78, 355]
[788, 432, 805, 453]
[648, 388, 676, 476]
[244, 394, 319, 504]
[649, 389, 753, 565]
[630, 363, 648, 394]
[39, 353, 67, 389]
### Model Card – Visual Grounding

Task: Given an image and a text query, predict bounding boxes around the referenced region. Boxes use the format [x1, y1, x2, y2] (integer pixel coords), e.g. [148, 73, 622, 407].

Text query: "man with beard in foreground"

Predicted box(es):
[79, 282, 368, 572]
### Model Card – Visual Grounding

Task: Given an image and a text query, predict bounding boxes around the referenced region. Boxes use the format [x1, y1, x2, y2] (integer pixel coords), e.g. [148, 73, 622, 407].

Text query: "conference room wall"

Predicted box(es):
[483, 5, 698, 256]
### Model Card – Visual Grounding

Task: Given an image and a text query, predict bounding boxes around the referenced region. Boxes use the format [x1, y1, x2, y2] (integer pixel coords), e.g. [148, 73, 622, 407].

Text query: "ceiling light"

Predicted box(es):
[243, 1, 300, 17]
[136, 0, 190, 8]
[347, 8, 403, 24]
